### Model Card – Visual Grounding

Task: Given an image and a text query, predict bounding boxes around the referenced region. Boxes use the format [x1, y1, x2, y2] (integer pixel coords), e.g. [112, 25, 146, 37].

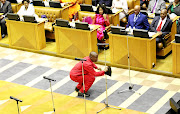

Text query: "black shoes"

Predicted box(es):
[78, 91, 90, 97]
[75, 87, 79, 92]
[2, 34, 5, 38]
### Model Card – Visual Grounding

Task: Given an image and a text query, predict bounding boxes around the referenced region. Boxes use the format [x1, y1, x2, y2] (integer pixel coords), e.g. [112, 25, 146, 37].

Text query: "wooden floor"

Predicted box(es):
[0, 36, 173, 74]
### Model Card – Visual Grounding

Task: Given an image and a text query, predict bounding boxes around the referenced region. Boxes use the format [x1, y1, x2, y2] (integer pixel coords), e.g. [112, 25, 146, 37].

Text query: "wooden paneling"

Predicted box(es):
[54, 25, 99, 58]
[6, 20, 46, 50]
[109, 34, 157, 70]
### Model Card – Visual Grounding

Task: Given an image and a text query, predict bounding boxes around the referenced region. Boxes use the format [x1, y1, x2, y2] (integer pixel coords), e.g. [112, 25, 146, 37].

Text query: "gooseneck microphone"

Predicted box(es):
[43, 76, 56, 82]
[75, 58, 87, 61]
[10, 96, 22, 102]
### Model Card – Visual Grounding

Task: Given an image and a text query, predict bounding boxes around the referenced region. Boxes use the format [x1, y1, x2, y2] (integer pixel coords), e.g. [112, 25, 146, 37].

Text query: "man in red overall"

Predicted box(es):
[70, 52, 108, 97]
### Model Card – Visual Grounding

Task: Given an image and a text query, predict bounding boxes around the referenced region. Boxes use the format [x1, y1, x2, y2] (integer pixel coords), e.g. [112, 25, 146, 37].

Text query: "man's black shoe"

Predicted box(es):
[78, 91, 90, 97]
[2, 34, 5, 38]
[75, 87, 79, 92]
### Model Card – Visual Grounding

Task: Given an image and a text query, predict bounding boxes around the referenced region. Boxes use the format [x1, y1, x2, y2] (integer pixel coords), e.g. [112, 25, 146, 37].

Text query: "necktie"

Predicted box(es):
[156, 20, 162, 31]
[152, 0, 157, 13]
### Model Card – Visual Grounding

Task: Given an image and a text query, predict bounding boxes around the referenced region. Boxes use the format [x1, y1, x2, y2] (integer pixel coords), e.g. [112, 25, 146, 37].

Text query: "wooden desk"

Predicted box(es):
[172, 41, 180, 76]
[6, 20, 46, 50]
[109, 33, 158, 70]
[54, 25, 99, 58]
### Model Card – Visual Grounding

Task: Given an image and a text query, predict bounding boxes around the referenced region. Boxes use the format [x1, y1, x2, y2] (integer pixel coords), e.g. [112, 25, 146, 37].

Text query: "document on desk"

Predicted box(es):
[148, 32, 156, 37]
[89, 25, 95, 30]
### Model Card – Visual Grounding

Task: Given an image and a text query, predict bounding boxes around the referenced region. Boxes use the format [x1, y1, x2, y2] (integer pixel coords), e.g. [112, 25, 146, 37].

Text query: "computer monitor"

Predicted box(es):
[80, 4, 94, 12]
[75, 22, 90, 30]
[23, 15, 37, 23]
[106, 6, 113, 14]
[7, 0, 17, 3]
[133, 29, 150, 38]
[175, 34, 180, 43]
[111, 26, 127, 35]
[7, 13, 20, 21]
[56, 19, 70, 28]
[33, 0, 45, 7]
[49, 1, 62, 8]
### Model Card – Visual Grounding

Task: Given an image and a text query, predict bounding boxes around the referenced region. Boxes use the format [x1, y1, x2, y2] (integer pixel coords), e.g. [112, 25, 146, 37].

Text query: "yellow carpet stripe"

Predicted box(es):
[146, 91, 176, 114]
[25, 69, 57, 87]
[93, 81, 124, 103]
[119, 86, 150, 108]
[5, 65, 37, 82]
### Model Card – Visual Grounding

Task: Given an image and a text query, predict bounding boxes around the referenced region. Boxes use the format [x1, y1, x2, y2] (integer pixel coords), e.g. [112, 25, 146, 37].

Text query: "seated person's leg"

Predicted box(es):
[0, 18, 7, 38]
[156, 37, 163, 50]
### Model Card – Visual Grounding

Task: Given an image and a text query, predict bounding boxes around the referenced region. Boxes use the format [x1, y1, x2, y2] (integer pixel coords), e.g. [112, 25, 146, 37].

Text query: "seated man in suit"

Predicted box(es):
[126, 5, 150, 30]
[147, 0, 166, 14]
[0, 0, 12, 38]
[95, 0, 112, 7]
[150, 9, 173, 50]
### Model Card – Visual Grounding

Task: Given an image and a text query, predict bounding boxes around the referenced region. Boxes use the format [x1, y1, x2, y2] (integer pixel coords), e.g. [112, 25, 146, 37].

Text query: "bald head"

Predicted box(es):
[89, 51, 98, 62]
[160, 9, 167, 20]
[134, 5, 140, 15]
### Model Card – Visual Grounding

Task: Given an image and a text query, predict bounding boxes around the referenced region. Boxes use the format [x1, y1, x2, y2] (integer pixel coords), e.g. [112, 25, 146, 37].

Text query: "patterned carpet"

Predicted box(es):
[0, 47, 180, 114]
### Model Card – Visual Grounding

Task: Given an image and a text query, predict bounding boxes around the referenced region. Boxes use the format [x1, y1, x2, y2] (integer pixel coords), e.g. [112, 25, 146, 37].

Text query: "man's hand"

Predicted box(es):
[0, 15, 4, 20]
[97, 68, 102, 71]
[103, 67, 108, 72]
[103, 14, 107, 21]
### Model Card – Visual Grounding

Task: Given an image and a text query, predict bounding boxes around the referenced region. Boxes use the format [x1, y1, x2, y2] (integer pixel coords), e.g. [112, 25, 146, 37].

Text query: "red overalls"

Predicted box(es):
[70, 57, 105, 93]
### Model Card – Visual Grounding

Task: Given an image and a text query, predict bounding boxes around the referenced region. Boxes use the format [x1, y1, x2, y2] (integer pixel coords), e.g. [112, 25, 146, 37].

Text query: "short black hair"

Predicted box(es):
[96, 4, 107, 14]
[22, 0, 30, 4]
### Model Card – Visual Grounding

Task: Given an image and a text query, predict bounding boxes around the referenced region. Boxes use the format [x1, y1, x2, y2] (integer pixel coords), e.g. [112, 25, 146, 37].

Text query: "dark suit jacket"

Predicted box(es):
[126, 13, 150, 30]
[0, 1, 12, 17]
[95, 0, 112, 7]
[167, 2, 180, 16]
[150, 16, 173, 37]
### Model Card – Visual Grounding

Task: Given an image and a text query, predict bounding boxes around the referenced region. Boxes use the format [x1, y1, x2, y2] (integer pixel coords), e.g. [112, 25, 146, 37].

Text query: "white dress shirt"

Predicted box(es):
[17, 4, 38, 20]
[156, 16, 167, 30]
[112, 0, 128, 20]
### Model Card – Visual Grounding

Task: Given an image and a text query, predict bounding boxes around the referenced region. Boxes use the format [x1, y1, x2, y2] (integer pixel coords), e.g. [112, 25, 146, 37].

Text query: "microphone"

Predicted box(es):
[10, 96, 22, 102]
[97, 43, 109, 46]
[43, 76, 56, 82]
[75, 58, 87, 61]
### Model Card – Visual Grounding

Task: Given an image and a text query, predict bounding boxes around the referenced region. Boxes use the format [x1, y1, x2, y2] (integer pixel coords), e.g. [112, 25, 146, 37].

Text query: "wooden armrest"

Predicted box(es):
[105, 25, 111, 32]
[128, 9, 135, 15]
[164, 33, 171, 40]
[113, 9, 123, 16]
[172, 16, 180, 22]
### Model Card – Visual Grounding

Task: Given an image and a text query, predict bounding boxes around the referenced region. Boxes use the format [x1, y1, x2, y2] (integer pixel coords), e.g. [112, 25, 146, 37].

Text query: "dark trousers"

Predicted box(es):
[0, 18, 7, 35]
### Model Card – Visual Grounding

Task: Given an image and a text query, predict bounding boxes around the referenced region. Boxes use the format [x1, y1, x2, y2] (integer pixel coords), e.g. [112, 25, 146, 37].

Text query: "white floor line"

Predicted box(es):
[146, 91, 176, 114]
[93, 81, 125, 103]
[25, 69, 58, 87]
[5, 65, 37, 82]
[46, 76, 70, 92]
[118, 86, 150, 108]
[0, 61, 19, 73]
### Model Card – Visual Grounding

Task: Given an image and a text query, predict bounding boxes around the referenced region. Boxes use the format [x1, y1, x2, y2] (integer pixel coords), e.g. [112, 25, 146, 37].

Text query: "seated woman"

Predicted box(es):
[93, 4, 110, 41]
[111, 0, 128, 21]
[17, 0, 38, 21]
[167, 0, 180, 18]
[59, 0, 80, 21]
